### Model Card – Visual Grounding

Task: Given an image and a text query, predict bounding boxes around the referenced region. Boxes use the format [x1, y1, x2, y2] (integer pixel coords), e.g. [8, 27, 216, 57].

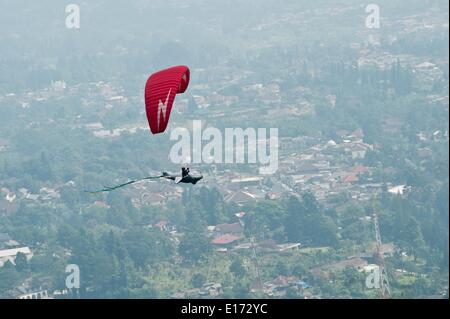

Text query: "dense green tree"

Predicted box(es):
[178, 231, 211, 264]
[191, 273, 206, 288]
[285, 196, 305, 243]
[245, 201, 285, 241]
[229, 258, 246, 278]
[14, 252, 29, 272]
[0, 266, 21, 294]
[275, 260, 289, 276]
[123, 228, 174, 268]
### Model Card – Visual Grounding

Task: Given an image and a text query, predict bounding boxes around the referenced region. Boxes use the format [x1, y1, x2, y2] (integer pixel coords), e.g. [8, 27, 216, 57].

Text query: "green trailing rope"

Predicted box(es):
[85, 175, 164, 193]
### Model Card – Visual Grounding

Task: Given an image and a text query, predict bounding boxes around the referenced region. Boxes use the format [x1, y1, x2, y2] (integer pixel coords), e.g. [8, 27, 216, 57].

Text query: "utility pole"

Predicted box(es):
[236, 213, 263, 291]
[373, 213, 391, 299]
[249, 235, 263, 290]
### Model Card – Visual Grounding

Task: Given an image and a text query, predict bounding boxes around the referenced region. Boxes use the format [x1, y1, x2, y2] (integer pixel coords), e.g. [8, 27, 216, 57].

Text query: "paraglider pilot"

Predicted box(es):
[182, 166, 190, 178]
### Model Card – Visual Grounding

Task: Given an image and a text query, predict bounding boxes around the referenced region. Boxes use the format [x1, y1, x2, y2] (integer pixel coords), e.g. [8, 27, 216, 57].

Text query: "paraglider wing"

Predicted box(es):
[144, 65, 190, 134]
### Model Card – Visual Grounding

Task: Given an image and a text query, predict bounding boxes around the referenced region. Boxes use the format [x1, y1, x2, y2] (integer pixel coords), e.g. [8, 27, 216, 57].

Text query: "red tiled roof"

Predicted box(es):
[352, 165, 368, 174]
[155, 220, 169, 228]
[342, 174, 359, 183]
[235, 212, 246, 218]
[211, 234, 242, 245]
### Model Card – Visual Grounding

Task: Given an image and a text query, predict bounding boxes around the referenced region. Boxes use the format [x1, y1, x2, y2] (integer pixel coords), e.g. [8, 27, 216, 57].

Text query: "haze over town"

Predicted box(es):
[0, 0, 448, 299]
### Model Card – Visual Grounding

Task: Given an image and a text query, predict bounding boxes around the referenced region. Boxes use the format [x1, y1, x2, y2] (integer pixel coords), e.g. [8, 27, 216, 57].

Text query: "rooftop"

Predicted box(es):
[211, 234, 243, 245]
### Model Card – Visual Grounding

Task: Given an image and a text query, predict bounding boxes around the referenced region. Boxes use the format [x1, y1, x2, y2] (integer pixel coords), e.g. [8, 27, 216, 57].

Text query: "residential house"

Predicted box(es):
[3, 277, 54, 299]
[224, 190, 259, 205]
[261, 275, 308, 297]
[211, 234, 244, 250]
[0, 247, 33, 268]
[39, 187, 60, 201]
[171, 283, 223, 299]
[278, 243, 301, 252]
[367, 242, 396, 258]
[212, 223, 244, 237]
[349, 142, 373, 159]
[322, 257, 369, 273]
[0, 193, 19, 215]
[229, 177, 263, 190]
[0, 233, 20, 250]
[342, 174, 359, 184]
[199, 283, 223, 297]
[141, 192, 166, 207]
[154, 220, 176, 232]
[18, 289, 51, 299]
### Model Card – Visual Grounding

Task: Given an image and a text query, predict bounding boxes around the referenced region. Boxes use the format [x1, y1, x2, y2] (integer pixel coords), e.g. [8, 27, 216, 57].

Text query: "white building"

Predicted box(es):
[0, 247, 33, 267]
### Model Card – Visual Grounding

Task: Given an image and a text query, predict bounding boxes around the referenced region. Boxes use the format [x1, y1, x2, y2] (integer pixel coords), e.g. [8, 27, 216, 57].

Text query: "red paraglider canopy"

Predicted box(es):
[144, 65, 190, 134]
